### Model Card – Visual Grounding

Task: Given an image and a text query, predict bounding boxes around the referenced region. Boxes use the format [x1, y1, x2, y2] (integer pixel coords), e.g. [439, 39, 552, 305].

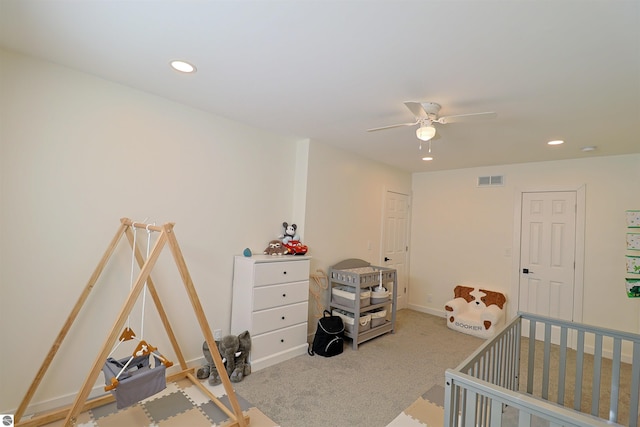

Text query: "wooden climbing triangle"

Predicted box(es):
[14, 218, 248, 427]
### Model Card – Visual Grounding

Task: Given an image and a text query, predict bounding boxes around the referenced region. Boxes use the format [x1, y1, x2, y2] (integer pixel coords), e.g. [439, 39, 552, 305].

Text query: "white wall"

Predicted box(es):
[0, 48, 412, 414]
[0, 49, 303, 413]
[409, 155, 640, 334]
[303, 141, 411, 320]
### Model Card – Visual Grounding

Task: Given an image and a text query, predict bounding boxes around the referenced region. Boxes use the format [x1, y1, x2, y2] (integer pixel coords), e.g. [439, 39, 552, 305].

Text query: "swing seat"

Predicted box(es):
[102, 354, 167, 409]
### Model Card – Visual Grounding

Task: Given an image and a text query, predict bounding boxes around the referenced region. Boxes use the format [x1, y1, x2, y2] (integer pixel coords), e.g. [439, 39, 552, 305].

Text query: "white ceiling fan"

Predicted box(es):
[367, 102, 497, 141]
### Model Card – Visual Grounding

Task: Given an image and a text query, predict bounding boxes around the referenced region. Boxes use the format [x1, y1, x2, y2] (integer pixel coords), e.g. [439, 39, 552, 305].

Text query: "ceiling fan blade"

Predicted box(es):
[435, 111, 497, 124]
[367, 121, 418, 132]
[404, 101, 428, 118]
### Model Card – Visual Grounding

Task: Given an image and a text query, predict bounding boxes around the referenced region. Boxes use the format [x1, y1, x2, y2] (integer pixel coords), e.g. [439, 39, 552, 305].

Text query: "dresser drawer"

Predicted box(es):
[253, 281, 308, 311]
[252, 301, 308, 335]
[252, 323, 308, 361]
[253, 260, 309, 286]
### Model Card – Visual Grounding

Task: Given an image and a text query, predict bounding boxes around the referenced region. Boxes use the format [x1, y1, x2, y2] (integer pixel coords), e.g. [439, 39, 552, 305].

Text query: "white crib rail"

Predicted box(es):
[445, 312, 640, 427]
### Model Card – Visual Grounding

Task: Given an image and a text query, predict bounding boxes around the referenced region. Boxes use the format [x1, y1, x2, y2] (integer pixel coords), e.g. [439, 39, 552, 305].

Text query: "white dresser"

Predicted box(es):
[231, 255, 311, 371]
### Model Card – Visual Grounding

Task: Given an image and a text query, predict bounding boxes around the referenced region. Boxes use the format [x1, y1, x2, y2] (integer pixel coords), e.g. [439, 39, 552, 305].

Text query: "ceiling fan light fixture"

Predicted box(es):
[416, 125, 436, 141]
[421, 155, 434, 161]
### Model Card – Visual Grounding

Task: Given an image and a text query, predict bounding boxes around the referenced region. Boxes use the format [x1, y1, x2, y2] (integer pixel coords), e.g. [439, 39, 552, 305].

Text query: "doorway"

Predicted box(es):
[512, 187, 586, 327]
[382, 190, 410, 309]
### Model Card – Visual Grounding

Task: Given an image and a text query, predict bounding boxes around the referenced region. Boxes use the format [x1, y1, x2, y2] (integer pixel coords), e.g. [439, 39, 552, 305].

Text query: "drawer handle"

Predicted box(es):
[280, 339, 285, 343]
[281, 316, 285, 320]
[282, 293, 287, 297]
[283, 271, 287, 275]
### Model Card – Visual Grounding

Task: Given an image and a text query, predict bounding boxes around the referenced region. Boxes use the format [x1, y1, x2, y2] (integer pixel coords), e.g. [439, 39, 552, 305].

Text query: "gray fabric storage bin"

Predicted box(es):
[332, 286, 371, 308]
[370, 309, 387, 328]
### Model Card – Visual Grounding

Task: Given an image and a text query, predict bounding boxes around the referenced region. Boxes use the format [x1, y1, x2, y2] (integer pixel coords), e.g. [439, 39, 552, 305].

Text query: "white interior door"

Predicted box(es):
[519, 191, 577, 339]
[382, 191, 410, 310]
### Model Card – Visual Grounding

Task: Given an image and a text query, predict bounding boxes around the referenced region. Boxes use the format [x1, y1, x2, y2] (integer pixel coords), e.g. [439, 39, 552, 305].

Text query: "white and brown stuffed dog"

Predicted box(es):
[444, 285, 506, 339]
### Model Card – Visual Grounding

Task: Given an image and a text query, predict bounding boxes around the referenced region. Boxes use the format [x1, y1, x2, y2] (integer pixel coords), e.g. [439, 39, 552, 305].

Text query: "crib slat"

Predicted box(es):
[517, 411, 532, 427]
[515, 320, 521, 392]
[527, 319, 536, 394]
[490, 343, 495, 383]
[482, 356, 488, 382]
[505, 327, 514, 390]
[464, 391, 477, 427]
[460, 387, 468, 427]
[574, 330, 585, 411]
[609, 337, 621, 423]
[502, 333, 508, 388]
[494, 336, 501, 387]
[497, 334, 504, 387]
[557, 326, 568, 405]
[629, 341, 640, 427]
[542, 322, 552, 400]
[490, 399, 502, 427]
[505, 329, 512, 389]
[475, 357, 487, 427]
[447, 383, 460, 427]
[591, 333, 603, 417]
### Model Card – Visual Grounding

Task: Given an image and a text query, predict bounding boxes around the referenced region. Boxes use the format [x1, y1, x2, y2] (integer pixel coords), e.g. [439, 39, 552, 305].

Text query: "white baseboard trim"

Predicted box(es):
[407, 303, 446, 318]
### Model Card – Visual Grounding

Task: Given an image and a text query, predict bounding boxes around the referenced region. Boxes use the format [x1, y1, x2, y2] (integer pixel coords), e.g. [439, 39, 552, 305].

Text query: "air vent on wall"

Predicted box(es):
[477, 175, 504, 187]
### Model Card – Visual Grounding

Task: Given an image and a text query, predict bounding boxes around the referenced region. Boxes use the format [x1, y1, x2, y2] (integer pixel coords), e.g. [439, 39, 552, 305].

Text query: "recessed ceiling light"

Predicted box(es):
[422, 156, 434, 161]
[581, 146, 597, 152]
[170, 60, 197, 73]
[547, 140, 564, 146]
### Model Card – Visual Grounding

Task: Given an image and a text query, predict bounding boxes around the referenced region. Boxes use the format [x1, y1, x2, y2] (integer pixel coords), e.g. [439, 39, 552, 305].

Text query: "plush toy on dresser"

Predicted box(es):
[281, 222, 300, 244]
[263, 239, 289, 256]
[196, 331, 252, 384]
[280, 221, 308, 255]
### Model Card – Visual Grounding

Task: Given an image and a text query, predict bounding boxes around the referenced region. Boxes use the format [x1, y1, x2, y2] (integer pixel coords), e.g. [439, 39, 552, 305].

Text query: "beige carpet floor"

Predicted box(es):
[232, 309, 483, 427]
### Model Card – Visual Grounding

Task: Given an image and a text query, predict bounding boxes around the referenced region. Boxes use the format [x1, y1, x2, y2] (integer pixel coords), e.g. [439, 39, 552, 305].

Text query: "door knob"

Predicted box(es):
[522, 268, 534, 274]
[384, 257, 392, 262]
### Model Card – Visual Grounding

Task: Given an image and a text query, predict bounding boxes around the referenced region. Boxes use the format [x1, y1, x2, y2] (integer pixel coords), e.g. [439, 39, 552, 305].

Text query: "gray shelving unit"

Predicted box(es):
[327, 258, 397, 349]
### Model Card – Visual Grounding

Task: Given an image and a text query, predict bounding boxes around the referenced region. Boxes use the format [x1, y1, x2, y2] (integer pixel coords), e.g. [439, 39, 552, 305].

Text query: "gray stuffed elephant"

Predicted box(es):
[196, 331, 251, 384]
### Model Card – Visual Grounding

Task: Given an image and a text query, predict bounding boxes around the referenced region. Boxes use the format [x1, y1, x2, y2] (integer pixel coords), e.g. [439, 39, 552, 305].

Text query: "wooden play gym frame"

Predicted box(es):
[14, 218, 248, 427]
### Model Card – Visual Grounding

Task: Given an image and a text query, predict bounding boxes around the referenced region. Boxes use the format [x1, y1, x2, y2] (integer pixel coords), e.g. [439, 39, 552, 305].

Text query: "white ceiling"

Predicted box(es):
[1, 0, 639, 173]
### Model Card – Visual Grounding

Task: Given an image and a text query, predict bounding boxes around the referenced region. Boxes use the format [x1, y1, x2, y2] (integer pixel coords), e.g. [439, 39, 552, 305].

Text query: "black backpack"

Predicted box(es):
[308, 310, 345, 357]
